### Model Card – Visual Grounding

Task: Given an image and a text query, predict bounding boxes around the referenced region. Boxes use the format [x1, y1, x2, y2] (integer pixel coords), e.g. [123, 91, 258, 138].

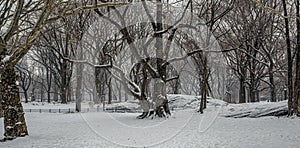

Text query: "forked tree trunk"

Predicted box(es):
[138, 78, 170, 119]
[0, 66, 28, 140]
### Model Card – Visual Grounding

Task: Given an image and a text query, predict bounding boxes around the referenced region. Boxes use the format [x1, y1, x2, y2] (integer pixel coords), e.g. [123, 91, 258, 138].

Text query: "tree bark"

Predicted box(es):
[53, 83, 59, 102]
[248, 45, 258, 103]
[282, 0, 294, 115]
[269, 64, 276, 102]
[154, 0, 170, 117]
[60, 59, 68, 104]
[125, 91, 128, 102]
[46, 68, 52, 103]
[174, 78, 180, 94]
[199, 56, 208, 113]
[24, 91, 29, 104]
[239, 63, 247, 103]
[95, 68, 104, 104]
[108, 78, 112, 104]
[295, 0, 300, 115]
[0, 66, 28, 140]
[67, 86, 72, 102]
[30, 81, 36, 102]
[40, 71, 44, 102]
[75, 62, 83, 112]
[60, 86, 67, 104]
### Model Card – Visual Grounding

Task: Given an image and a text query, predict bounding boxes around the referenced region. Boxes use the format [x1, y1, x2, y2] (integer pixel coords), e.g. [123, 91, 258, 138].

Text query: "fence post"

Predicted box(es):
[59, 108, 60, 113]
[49, 109, 51, 113]
[39, 109, 41, 113]
[69, 108, 70, 113]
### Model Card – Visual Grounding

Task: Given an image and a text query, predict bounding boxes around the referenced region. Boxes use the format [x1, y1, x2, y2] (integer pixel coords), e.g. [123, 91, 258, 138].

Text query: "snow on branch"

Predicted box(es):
[110, 65, 141, 98]
[166, 75, 179, 82]
[63, 56, 112, 68]
[63, 56, 142, 97]
[140, 58, 160, 78]
[163, 47, 237, 66]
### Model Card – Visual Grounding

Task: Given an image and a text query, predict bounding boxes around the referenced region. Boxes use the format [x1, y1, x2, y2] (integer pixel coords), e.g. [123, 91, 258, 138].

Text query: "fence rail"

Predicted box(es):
[23, 107, 143, 113]
[24, 108, 76, 113]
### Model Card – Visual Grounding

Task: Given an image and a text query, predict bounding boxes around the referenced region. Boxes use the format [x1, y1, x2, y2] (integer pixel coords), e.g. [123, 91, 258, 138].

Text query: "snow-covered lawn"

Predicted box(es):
[1, 96, 300, 147]
[1, 108, 300, 147]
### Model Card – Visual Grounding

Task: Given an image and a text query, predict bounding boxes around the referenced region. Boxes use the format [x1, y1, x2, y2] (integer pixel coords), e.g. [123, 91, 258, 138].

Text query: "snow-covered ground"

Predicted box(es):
[1, 95, 300, 148]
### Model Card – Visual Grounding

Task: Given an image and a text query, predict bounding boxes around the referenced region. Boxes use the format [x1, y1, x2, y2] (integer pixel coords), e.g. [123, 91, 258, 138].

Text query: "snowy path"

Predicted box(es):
[1, 106, 300, 148]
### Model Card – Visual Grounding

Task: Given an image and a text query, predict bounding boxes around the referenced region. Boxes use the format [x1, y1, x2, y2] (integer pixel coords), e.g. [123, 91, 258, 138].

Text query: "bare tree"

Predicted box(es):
[0, 0, 131, 141]
[84, 0, 229, 117]
[16, 57, 32, 103]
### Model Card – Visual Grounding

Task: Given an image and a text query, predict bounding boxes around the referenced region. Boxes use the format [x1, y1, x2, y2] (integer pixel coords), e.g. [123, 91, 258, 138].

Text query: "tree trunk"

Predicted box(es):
[40, 76, 44, 102]
[67, 86, 72, 102]
[124, 92, 128, 102]
[30, 84, 36, 102]
[269, 65, 276, 102]
[108, 78, 112, 104]
[24, 91, 28, 103]
[53, 84, 58, 102]
[153, 79, 168, 117]
[75, 61, 83, 112]
[47, 92, 51, 103]
[155, 0, 170, 117]
[61, 60, 68, 104]
[282, 0, 294, 115]
[0, 101, 3, 118]
[249, 83, 256, 102]
[199, 56, 208, 113]
[249, 46, 258, 103]
[295, 0, 300, 115]
[174, 78, 180, 94]
[46, 69, 52, 103]
[60, 86, 67, 104]
[239, 69, 246, 103]
[118, 82, 122, 102]
[0, 66, 28, 140]
[95, 68, 104, 104]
